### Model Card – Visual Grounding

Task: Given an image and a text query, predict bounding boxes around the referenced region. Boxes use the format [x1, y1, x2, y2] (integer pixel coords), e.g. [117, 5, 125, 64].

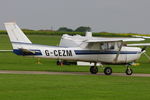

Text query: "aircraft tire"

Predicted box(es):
[90, 66, 98, 74]
[125, 68, 133, 75]
[104, 67, 112, 75]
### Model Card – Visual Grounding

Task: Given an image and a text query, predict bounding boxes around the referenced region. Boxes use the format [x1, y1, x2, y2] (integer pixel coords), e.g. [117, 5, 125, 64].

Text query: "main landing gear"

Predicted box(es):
[104, 67, 112, 75]
[90, 66, 98, 74]
[90, 63, 133, 75]
[90, 66, 112, 75]
[90, 62, 113, 75]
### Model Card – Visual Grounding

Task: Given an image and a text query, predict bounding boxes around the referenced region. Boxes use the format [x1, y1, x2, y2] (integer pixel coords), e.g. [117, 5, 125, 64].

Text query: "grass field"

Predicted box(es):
[0, 74, 150, 100]
[0, 34, 150, 100]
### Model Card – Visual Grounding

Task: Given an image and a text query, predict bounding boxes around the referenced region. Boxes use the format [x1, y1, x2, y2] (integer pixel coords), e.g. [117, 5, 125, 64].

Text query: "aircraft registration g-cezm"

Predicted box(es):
[4, 22, 150, 75]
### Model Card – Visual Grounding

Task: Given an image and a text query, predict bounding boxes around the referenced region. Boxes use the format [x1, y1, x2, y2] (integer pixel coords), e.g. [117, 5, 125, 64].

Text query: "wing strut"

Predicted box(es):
[114, 41, 123, 62]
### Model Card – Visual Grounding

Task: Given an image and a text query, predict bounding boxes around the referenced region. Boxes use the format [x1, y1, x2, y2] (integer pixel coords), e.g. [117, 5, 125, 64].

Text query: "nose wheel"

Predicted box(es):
[125, 63, 133, 75]
[125, 68, 133, 75]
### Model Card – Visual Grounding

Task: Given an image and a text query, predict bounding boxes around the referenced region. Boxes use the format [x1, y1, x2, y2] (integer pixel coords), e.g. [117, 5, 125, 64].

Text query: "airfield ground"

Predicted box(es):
[0, 34, 150, 100]
[1, 70, 150, 77]
[0, 74, 150, 100]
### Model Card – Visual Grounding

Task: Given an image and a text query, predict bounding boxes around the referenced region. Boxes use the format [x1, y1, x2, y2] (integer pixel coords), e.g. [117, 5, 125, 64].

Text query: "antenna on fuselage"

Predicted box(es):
[85, 32, 92, 38]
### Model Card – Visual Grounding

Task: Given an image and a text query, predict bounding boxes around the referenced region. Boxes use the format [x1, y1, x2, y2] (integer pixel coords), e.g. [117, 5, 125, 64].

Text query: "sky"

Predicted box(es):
[0, 0, 150, 33]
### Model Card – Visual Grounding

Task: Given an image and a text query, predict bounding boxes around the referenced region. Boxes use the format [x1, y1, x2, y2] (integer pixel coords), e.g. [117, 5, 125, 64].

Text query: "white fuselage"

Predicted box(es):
[13, 43, 142, 64]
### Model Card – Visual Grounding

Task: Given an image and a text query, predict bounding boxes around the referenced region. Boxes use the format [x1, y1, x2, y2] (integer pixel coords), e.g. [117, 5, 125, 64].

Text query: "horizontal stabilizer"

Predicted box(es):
[0, 50, 13, 52]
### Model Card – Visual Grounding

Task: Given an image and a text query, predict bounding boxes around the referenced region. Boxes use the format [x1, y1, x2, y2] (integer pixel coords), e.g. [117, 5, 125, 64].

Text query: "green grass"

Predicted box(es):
[0, 74, 150, 100]
[0, 34, 150, 73]
[1, 34, 150, 100]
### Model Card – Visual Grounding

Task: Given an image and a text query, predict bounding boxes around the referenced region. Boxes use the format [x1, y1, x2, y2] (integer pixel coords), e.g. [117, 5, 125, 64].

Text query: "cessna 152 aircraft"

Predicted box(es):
[4, 22, 150, 75]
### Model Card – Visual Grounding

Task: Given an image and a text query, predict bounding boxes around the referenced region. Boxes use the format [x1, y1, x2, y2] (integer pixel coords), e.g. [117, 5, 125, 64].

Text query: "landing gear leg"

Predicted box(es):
[56, 60, 64, 66]
[125, 64, 133, 75]
[90, 63, 98, 74]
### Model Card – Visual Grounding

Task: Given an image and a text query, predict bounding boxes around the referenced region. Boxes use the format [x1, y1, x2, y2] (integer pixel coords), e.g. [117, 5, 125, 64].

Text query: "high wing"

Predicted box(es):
[128, 35, 150, 47]
[85, 38, 145, 43]
[132, 35, 150, 39]
[60, 33, 145, 47]
[127, 43, 150, 47]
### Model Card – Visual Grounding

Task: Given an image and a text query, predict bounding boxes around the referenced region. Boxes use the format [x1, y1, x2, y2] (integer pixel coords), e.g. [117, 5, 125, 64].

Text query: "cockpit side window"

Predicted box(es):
[108, 43, 115, 49]
[100, 42, 116, 50]
[100, 43, 107, 50]
[87, 42, 123, 50]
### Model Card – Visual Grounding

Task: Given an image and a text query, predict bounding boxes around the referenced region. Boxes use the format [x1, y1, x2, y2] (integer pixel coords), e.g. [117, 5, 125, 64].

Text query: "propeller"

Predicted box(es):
[142, 51, 150, 61]
[141, 47, 150, 61]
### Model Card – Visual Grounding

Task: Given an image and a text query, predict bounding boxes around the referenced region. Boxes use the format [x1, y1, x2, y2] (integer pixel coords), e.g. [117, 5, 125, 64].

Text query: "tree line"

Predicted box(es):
[57, 26, 91, 32]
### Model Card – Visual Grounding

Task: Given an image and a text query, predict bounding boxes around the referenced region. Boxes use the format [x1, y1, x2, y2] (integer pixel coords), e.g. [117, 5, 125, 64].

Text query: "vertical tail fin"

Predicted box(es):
[4, 22, 32, 49]
[4, 22, 32, 44]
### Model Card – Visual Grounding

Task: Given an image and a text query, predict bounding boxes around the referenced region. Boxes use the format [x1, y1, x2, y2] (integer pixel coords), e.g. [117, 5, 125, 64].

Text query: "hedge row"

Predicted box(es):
[0, 30, 141, 37]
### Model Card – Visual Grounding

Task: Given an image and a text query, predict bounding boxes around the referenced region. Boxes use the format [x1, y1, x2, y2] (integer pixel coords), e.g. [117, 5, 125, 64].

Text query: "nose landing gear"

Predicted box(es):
[125, 68, 133, 75]
[125, 63, 133, 75]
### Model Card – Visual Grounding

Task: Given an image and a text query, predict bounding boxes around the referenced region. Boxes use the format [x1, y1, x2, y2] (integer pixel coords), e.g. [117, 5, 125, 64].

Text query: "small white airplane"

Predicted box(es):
[4, 22, 150, 75]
